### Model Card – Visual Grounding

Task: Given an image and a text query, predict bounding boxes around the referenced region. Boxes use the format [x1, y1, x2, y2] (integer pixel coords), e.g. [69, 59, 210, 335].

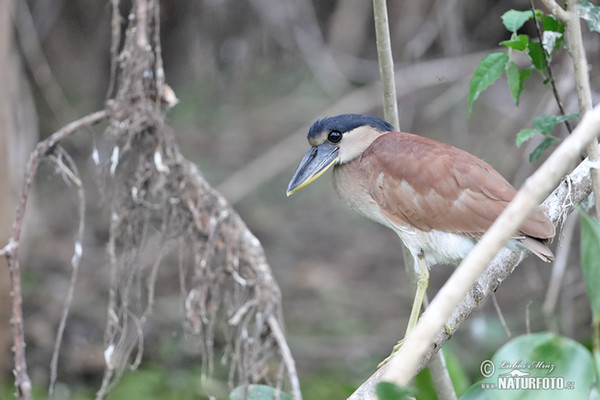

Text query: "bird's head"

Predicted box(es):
[287, 114, 393, 196]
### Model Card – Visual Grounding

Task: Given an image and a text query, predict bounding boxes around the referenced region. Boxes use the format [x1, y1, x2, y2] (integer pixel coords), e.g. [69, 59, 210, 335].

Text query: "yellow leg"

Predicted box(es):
[378, 253, 429, 369]
[405, 254, 429, 335]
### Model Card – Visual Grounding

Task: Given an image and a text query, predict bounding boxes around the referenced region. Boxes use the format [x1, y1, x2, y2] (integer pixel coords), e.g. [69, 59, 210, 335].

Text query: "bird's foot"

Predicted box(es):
[377, 338, 404, 369]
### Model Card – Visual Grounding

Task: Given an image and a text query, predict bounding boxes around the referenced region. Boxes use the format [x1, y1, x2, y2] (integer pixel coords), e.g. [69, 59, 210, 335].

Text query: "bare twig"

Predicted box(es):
[539, 0, 569, 22]
[268, 315, 303, 400]
[1, 109, 107, 400]
[542, 213, 577, 323]
[491, 293, 512, 338]
[372, 0, 399, 130]
[427, 349, 457, 400]
[136, 0, 149, 48]
[106, 0, 121, 100]
[47, 146, 86, 399]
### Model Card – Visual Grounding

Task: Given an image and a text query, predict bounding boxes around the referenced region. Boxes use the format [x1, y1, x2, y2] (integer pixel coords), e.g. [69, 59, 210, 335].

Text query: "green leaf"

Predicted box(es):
[532, 113, 580, 134]
[468, 52, 509, 117]
[542, 15, 565, 33]
[577, 207, 600, 322]
[502, 10, 535, 32]
[470, 333, 595, 400]
[494, 333, 595, 399]
[527, 41, 547, 70]
[229, 385, 293, 400]
[505, 61, 519, 105]
[519, 67, 531, 86]
[529, 136, 559, 162]
[501, 34, 529, 51]
[375, 382, 412, 400]
[516, 128, 541, 147]
[579, 0, 600, 33]
[444, 349, 471, 396]
[505, 61, 530, 106]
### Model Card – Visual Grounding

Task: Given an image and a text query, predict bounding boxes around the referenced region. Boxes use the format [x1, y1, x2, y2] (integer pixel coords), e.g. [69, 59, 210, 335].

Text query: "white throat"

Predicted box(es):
[338, 126, 384, 164]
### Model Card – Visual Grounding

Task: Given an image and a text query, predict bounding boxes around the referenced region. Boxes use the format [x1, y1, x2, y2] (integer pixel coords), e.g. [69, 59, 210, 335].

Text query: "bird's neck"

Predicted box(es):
[338, 126, 385, 164]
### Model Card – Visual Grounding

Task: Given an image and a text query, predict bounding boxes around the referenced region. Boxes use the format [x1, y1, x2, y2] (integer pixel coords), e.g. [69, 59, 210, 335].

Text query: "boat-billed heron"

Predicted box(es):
[287, 113, 555, 362]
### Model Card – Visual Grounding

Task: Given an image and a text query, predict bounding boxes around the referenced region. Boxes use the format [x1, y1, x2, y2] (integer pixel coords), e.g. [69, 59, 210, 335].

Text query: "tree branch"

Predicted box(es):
[372, 0, 399, 131]
[539, 0, 570, 22]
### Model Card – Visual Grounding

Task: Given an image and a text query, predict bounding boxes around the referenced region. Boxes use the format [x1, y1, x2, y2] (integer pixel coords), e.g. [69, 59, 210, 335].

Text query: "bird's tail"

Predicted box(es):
[521, 237, 554, 262]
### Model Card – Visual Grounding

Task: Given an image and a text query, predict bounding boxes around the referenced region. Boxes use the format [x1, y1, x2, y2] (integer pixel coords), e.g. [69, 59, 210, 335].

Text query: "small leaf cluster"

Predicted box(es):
[468, 3, 600, 162]
[516, 113, 579, 162]
[468, 9, 564, 116]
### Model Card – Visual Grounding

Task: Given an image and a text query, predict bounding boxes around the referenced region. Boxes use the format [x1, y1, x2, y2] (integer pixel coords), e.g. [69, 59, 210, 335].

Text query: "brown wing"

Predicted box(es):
[360, 132, 555, 240]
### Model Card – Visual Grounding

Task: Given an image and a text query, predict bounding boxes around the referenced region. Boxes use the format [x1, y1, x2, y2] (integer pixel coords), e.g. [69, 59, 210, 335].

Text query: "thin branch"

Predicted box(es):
[491, 293, 511, 338]
[372, 0, 399, 131]
[539, 0, 570, 22]
[267, 315, 302, 400]
[1, 109, 107, 400]
[427, 349, 457, 400]
[106, 0, 121, 100]
[47, 146, 86, 399]
[136, 0, 149, 49]
[542, 213, 577, 322]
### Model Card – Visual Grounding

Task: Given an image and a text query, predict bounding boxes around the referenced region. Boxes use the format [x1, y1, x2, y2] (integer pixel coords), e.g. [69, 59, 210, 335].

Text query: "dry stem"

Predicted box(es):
[1, 110, 107, 400]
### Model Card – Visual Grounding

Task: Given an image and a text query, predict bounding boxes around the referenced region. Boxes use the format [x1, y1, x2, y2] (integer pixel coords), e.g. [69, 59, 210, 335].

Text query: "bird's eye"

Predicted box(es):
[328, 130, 342, 143]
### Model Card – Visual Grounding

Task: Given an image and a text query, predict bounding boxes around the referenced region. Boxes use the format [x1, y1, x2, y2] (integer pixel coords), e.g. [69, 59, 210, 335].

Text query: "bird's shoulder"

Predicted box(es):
[360, 132, 515, 199]
[357, 132, 518, 235]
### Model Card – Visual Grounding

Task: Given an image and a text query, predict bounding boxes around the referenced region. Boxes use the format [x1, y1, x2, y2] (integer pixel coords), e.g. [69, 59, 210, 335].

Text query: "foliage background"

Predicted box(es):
[1, 0, 598, 398]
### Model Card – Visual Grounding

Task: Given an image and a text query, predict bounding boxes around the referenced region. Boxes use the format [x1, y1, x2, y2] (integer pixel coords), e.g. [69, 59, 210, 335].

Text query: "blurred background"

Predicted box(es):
[1, 0, 597, 398]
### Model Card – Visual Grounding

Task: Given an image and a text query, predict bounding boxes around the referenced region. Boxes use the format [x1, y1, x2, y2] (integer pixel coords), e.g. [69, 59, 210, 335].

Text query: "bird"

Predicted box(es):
[286, 113, 555, 361]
